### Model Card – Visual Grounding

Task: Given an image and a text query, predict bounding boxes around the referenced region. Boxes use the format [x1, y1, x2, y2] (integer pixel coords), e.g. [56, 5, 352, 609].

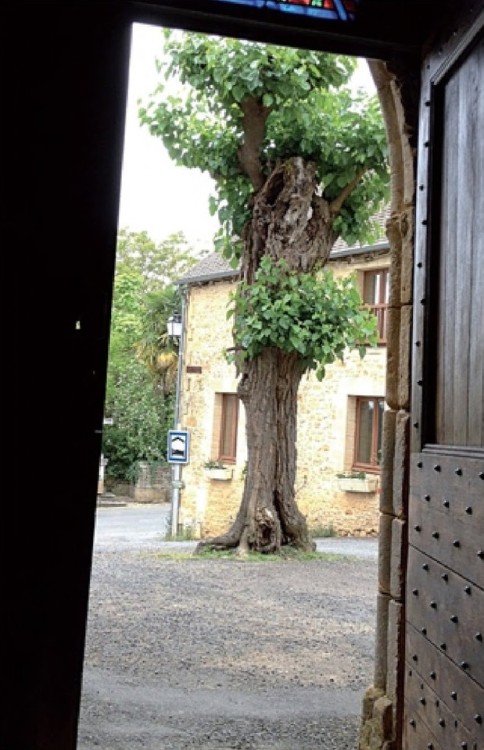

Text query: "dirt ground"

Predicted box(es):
[77, 545, 378, 749]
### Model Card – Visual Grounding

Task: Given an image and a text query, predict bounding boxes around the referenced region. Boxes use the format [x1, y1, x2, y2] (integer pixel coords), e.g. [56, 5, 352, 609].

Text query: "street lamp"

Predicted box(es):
[167, 311, 183, 438]
[167, 304, 186, 537]
[167, 313, 182, 341]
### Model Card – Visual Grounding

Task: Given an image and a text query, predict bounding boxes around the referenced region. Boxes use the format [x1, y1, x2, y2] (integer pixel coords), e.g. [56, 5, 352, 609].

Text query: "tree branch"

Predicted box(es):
[238, 97, 271, 191]
[329, 168, 366, 216]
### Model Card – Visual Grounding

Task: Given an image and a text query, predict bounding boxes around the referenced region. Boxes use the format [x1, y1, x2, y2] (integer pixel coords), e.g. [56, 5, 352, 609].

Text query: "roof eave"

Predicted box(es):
[330, 241, 390, 260]
[177, 242, 391, 286]
[176, 269, 239, 286]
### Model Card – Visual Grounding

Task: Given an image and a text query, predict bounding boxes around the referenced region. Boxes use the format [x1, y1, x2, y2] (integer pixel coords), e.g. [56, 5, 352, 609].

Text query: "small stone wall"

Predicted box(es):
[133, 462, 171, 503]
[107, 463, 171, 504]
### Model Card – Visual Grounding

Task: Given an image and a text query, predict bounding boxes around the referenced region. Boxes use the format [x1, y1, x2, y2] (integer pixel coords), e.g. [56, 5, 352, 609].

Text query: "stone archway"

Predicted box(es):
[359, 58, 419, 749]
[359, 7, 484, 744]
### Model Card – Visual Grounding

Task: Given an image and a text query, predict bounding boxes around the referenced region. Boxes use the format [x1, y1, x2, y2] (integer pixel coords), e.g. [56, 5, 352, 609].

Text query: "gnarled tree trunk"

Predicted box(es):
[197, 157, 339, 554]
[199, 348, 313, 554]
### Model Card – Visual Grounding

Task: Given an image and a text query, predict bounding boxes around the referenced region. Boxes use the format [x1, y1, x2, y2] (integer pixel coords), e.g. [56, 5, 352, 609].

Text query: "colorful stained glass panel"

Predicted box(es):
[211, 0, 359, 22]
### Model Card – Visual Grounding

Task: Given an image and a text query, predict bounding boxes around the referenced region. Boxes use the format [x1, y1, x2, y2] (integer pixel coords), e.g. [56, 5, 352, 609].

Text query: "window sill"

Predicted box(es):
[338, 477, 379, 493]
[204, 468, 233, 481]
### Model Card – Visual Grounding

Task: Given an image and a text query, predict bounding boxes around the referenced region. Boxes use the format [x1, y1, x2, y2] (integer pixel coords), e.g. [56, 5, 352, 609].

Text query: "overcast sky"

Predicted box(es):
[117, 23, 376, 252]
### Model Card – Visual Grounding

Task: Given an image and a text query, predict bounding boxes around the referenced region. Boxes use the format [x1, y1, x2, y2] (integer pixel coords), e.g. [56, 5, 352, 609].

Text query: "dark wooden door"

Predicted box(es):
[404, 14, 484, 750]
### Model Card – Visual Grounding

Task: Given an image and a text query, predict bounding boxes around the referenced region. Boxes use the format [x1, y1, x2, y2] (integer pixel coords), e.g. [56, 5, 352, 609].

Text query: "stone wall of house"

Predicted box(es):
[178, 279, 247, 536]
[296, 347, 385, 536]
[179, 252, 389, 538]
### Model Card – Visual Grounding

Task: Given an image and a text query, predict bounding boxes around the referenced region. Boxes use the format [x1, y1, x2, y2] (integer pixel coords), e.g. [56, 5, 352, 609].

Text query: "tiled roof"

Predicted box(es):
[177, 252, 237, 284]
[331, 204, 390, 254]
[178, 205, 390, 285]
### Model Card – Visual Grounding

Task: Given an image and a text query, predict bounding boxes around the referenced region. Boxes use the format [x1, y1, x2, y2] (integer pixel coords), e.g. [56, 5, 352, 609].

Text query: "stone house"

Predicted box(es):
[175, 213, 391, 538]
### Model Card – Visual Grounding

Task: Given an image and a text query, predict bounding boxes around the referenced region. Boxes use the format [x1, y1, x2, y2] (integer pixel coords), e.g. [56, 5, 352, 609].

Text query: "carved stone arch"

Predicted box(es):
[357, 57, 419, 750]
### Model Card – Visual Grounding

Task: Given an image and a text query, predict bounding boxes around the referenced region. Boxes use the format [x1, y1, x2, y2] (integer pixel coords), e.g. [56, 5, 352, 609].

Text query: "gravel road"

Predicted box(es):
[77, 508, 378, 750]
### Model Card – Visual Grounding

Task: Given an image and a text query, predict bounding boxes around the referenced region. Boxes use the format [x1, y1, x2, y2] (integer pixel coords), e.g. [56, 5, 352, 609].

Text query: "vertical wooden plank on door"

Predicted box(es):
[435, 76, 457, 444]
[436, 35, 484, 448]
[468, 38, 484, 447]
[451, 52, 473, 446]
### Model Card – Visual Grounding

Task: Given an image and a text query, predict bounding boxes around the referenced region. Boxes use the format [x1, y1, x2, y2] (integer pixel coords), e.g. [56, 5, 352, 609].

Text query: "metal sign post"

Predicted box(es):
[167, 430, 190, 536]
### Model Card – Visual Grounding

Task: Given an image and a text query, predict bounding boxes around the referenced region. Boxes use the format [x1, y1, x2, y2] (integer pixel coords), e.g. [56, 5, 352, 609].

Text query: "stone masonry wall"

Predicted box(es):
[179, 280, 246, 537]
[179, 252, 389, 538]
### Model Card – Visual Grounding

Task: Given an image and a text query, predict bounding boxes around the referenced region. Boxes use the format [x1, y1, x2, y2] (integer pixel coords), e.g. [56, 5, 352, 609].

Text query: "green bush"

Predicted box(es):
[103, 359, 173, 482]
[309, 522, 336, 538]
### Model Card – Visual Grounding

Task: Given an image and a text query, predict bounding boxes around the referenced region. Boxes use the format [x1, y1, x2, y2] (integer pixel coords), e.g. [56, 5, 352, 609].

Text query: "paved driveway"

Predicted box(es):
[93, 502, 379, 559]
[79, 510, 379, 749]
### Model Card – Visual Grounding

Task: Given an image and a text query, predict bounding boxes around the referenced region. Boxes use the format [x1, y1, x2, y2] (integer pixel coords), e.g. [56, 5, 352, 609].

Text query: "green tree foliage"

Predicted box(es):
[102, 359, 175, 482]
[228, 257, 378, 380]
[139, 32, 388, 257]
[103, 229, 201, 482]
[115, 228, 201, 289]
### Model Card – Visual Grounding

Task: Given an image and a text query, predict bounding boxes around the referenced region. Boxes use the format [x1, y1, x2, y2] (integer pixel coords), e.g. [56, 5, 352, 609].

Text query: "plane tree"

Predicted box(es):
[139, 32, 389, 554]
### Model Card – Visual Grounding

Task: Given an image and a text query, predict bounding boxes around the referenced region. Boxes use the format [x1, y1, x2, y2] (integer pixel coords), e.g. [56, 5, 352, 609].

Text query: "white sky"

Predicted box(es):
[117, 22, 376, 251]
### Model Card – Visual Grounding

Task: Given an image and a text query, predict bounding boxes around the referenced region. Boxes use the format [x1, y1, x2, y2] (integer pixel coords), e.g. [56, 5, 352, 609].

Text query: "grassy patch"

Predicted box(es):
[154, 547, 346, 563]
[309, 523, 336, 538]
[163, 525, 200, 542]
[151, 551, 200, 561]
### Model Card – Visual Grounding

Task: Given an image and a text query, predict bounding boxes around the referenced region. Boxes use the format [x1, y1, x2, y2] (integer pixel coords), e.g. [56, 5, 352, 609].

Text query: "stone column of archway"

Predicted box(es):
[358, 59, 420, 750]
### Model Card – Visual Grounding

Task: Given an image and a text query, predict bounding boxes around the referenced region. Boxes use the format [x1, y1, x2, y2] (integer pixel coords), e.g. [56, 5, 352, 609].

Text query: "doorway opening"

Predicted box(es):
[78, 18, 400, 749]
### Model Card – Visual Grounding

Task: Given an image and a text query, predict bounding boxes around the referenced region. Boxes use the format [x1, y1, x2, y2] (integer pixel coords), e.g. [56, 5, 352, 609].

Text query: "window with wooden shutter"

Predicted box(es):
[363, 268, 389, 344]
[353, 396, 384, 471]
[218, 393, 239, 463]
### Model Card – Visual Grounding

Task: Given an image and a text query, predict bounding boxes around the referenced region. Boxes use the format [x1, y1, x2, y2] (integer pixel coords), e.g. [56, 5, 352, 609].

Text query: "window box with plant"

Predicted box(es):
[336, 471, 379, 493]
[203, 460, 233, 481]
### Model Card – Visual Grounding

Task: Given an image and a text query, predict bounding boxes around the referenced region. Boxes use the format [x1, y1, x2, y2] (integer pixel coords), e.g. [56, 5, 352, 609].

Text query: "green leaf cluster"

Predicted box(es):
[138, 31, 389, 262]
[227, 257, 378, 379]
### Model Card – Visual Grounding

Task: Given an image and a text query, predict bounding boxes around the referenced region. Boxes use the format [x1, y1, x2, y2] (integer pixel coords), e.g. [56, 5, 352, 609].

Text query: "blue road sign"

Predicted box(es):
[167, 430, 190, 464]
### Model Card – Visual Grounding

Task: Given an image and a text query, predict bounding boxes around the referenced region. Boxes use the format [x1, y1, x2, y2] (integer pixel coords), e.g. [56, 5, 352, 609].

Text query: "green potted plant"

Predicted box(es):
[203, 459, 233, 481]
[336, 471, 378, 493]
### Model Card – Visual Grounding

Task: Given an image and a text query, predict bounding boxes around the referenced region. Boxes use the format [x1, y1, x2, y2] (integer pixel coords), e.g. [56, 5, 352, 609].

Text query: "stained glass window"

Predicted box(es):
[212, 0, 359, 22]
